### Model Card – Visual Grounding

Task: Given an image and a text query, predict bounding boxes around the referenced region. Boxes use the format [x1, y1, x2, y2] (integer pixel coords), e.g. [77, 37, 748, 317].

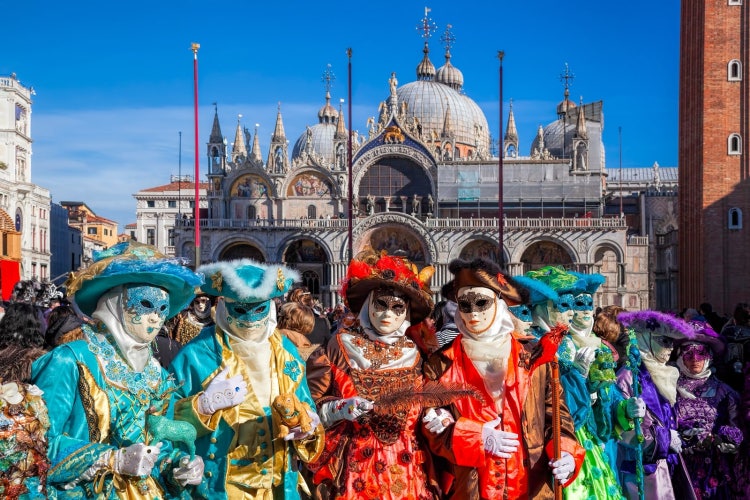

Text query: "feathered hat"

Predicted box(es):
[523, 266, 583, 296]
[679, 320, 725, 357]
[617, 310, 695, 340]
[443, 258, 527, 306]
[341, 250, 434, 323]
[511, 275, 560, 306]
[65, 241, 203, 319]
[197, 259, 299, 304]
[568, 271, 606, 295]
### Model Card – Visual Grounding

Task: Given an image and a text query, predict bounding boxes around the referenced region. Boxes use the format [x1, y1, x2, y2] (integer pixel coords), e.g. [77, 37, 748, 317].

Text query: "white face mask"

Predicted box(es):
[547, 294, 576, 327]
[367, 288, 409, 336]
[456, 286, 497, 335]
[650, 334, 675, 364]
[570, 293, 595, 336]
[222, 297, 271, 339]
[121, 285, 170, 343]
[192, 296, 211, 318]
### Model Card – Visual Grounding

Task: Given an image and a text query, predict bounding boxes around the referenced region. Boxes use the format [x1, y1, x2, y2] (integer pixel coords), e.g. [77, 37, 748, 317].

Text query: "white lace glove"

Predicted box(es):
[113, 442, 163, 477]
[669, 429, 683, 453]
[549, 451, 575, 482]
[283, 411, 321, 441]
[172, 455, 204, 486]
[481, 417, 520, 458]
[572, 347, 596, 377]
[625, 397, 646, 419]
[197, 367, 248, 415]
[319, 397, 373, 426]
[423, 408, 455, 435]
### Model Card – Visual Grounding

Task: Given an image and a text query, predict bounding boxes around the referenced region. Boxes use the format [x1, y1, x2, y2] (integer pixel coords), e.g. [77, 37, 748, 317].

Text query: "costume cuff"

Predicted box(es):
[451, 417, 486, 468]
[544, 437, 585, 487]
[615, 400, 634, 437]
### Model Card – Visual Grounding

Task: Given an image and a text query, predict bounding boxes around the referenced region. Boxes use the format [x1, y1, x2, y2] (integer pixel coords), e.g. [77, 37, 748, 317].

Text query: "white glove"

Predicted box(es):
[590, 392, 598, 404]
[172, 455, 204, 486]
[682, 427, 704, 438]
[669, 429, 683, 453]
[319, 397, 373, 426]
[481, 417, 520, 458]
[549, 451, 575, 483]
[197, 367, 248, 415]
[572, 347, 596, 377]
[717, 442, 738, 454]
[283, 411, 321, 441]
[625, 397, 646, 419]
[423, 408, 455, 435]
[114, 442, 163, 477]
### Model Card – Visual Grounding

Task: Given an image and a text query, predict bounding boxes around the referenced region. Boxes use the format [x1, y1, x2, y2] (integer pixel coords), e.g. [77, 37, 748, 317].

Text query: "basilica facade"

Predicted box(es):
[172, 24, 649, 310]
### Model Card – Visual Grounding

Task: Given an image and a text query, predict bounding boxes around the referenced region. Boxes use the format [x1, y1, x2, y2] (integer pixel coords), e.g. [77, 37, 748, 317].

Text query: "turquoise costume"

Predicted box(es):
[32, 324, 190, 498]
[169, 326, 324, 499]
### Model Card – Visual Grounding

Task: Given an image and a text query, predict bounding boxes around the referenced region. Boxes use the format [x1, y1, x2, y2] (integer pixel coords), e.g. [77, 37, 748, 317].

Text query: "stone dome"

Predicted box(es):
[291, 92, 340, 164]
[435, 52, 464, 91]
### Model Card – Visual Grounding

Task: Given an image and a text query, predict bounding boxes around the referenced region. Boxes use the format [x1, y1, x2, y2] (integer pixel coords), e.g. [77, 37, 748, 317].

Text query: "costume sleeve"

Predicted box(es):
[542, 363, 585, 488]
[31, 347, 116, 484]
[290, 368, 325, 463]
[169, 342, 224, 436]
[305, 344, 337, 407]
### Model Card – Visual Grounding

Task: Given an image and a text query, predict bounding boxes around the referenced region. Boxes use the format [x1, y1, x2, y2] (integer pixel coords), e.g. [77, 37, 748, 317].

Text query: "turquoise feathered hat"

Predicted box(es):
[568, 271, 606, 295]
[197, 259, 299, 303]
[65, 241, 203, 319]
[511, 275, 559, 306]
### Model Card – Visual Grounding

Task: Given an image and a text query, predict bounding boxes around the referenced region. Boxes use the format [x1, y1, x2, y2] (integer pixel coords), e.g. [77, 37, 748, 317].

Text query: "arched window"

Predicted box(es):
[247, 205, 257, 220]
[728, 133, 742, 155]
[307, 205, 317, 219]
[728, 59, 742, 81]
[729, 207, 743, 229]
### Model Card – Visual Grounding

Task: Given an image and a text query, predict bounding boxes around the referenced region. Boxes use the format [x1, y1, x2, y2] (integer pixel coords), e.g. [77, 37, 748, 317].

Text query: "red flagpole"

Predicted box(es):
[191, 43, 201, 267]
[497, 50, 505, 264]
[347, 48, 353, 262]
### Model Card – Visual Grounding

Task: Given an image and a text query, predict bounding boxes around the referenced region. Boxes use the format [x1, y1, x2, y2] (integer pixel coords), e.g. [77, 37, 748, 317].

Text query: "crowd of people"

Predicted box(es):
[1, 241, 749, 499]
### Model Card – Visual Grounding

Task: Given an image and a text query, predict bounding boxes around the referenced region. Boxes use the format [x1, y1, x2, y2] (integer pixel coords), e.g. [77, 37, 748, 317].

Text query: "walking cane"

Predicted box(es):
[625, 327, 645, 500]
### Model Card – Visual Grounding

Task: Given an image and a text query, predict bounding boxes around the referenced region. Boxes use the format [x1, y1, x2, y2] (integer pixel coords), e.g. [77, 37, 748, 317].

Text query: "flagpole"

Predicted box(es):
[347, 47, 353, 262]
[497, 50, 504, 264]
[191, 43, 201, 268]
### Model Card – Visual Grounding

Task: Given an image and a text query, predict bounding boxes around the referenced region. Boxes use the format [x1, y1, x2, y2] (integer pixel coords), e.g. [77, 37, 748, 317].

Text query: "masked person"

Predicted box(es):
[31, 242, 205, 499]
[674, 321, 742, 499]
[305, 250, 440, 499]
[170, 293, 214, 345]
[422, 258, 584, 499]
[617, 310, 696, 500]
[168, 259, 324, 500]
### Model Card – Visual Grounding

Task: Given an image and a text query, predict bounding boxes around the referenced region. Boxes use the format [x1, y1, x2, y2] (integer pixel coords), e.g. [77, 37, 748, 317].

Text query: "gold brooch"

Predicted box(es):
[276, 268, 285, 291]
[211, 271, 223, 292]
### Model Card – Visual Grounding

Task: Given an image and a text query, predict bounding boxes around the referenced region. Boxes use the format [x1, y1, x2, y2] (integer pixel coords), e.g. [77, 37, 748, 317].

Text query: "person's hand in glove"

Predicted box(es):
[669, 429, 683, 453]
[172, 455, 204, 486]
[572, 347, 596, 377]
[114, 442, 163, 477]
[549, 451, 575, 483]
[423, 408, 454, 435]
[283, 411, 321, 441]
[319, 397, 373, 426]
[717, 442, 738, 454]
[482, 417, 520, 458]
[197, 367, 248, 415]
[625, 397, 646, 419]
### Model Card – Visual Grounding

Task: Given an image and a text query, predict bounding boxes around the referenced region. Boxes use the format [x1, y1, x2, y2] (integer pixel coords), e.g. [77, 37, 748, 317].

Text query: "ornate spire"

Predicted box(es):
[441, 102, 454, 138]
[435, 23, 463, 90]
[251, 123, 262, 163]
[231, 114, 247, 161]
[505, 99, 518, 143]
[272, 103, 286, 142]
[209, 103, 223, 143]
[335, 99, 347, 139]
[557, 63, 577, 118]
[318, 65, 338, 124]
[416, 7, 437, 81]
[575, 97, 588, 139]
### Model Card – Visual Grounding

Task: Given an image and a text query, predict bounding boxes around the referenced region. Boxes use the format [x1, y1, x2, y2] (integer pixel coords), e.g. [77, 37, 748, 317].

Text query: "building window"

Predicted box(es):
[729, 208, 743, 229]
[189, 201, 195, 208]
[168, 229, 175, 246]
[728, 59, 742, 81]
[728, 133, 742, 155]
[728, 0, 742, 5]
[247, 206, 257, 220]
[168, 200, 177, 208]
[147, 200, 155, 208]
[307, 205, 317, 219]
[146, 228, 155, 245]
[87, 227, 97, 235]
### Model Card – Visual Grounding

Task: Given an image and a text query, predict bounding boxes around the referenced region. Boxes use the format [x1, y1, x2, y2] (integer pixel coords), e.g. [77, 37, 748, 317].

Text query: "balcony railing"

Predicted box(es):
[176, 216, 629, 231]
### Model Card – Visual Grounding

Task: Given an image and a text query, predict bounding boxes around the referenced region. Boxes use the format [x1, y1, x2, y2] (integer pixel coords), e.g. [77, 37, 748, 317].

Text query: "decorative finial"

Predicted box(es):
[560, 62, 575, 97]
[440, 23, 455, 53]
[417, 7, 437, 42]
[322, 64, 336, 95]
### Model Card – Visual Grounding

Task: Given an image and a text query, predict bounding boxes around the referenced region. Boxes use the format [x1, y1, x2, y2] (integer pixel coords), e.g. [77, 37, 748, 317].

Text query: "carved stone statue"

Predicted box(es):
[411, 194, 420, 214]
[389, 72, 398, 97]
[366, 194, 375, 215]
[426, 194, 434, 213]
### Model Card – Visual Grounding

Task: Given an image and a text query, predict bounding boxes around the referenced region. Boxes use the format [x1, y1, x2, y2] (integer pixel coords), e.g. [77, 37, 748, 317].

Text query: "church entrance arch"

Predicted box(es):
[520, 241, 573, 273]
[358, 225, 427, 265]
[283, 239, 329, 306]
[220, 243, 265, 262]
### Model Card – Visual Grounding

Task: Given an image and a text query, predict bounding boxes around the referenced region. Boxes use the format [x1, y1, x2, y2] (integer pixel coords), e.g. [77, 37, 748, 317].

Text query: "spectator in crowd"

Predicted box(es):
[43, 303, 84, 347]
[278, 301, 317, 360]
[289, 286, 332, 349]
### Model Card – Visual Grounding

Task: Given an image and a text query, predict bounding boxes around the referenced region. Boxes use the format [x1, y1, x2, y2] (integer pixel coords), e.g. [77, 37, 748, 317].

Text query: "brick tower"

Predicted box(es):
[678, 0, 749, 314]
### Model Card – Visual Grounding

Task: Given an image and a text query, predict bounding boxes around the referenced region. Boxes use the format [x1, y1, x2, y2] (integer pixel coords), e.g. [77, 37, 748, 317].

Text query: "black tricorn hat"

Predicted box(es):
[444, 258, 528, 306]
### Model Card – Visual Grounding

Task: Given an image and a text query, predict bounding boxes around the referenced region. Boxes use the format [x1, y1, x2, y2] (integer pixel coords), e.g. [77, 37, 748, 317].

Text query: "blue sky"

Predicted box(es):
[4, 0, 680, 228]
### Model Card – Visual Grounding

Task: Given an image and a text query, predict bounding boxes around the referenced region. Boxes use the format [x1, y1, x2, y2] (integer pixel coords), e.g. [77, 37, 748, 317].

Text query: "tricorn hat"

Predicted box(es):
[341, 250, 434, 324]
[197, 259, 299, 304]
[443, 258, 527, 306]
[65, 241, 202, 319]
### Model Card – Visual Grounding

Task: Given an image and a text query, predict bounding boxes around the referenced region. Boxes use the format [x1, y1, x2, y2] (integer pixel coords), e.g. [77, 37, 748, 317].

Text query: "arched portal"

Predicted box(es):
[520, 241, 573, 273]
[359, 225, 427, 265]
[220, 243, 265, 262]
[283, 239, 330, 306]
[358, 157, 432, 216]
[459, 240, 502, 263]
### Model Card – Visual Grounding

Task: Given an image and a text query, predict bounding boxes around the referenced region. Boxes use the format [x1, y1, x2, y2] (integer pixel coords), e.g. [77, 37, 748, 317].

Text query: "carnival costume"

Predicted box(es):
[517, 267, 639, 499]
[169, 260, 324, 500]
[617, 310, 695, 500]
[31, 242, 205, 499]
[169, 293, 214, 345]
[675, 321, 742, 499]
[423, 259, 584, 499]
[305, 251, 440, 499]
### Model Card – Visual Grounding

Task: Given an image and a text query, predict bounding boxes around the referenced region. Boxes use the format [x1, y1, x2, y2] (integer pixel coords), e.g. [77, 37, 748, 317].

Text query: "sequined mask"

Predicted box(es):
[368, 289, 408, 335]
[549, 293, 575, 326]
[226, 300, 271, 328]
[571, 293, 595, 332]
[681, 342, 711, 362]
[456, 286, 497, 335]
[122, 285, 170, 343]
[509, 304, 533, 335]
